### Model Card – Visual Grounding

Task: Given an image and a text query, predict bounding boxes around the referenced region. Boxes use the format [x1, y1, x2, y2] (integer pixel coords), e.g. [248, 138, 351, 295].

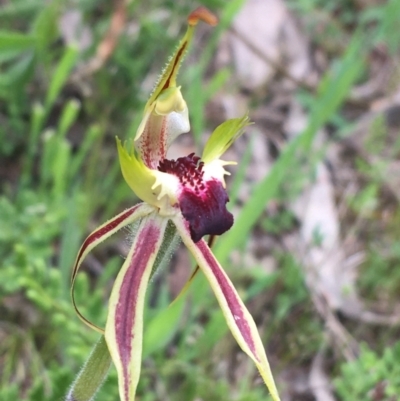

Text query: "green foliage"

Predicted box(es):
[0, 1, 272, 399]
[1, 0, 400, 400]
[334, 342, 400, 400]
[0, 192, 123, 400]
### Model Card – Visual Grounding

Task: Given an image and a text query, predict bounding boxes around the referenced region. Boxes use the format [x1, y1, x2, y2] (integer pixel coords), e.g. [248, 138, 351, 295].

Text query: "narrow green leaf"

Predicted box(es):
[143, 221, 184, 358]
[51, 138, 71, 199]
[229, 136, 253, 206]
[187, 65, 205, 144]
[45, 46, 79, 113]
[0, 48, 26, 63]
[0, 51, 35, 88]
[143, 295, 185, 358]
[33, 1, 59, 55]
[59, 198, 83, 299]
[0, 31, 35, 52]
[30, 102, 45, 145]
[20, 102, 45, 187]
[69, 125, 102, 179]
[67, 336, 111, 401]
[204, 68, 231, 100]
[0, 1, 42, 18]
[57, 99, 81, 139]
[40, 129, 56, 188]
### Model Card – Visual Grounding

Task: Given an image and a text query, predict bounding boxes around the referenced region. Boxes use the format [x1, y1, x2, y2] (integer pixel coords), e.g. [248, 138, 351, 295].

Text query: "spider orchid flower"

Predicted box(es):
[71, 7, 280, 401]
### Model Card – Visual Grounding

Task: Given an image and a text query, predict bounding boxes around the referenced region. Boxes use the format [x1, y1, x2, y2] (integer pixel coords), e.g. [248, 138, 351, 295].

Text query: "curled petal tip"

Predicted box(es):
[188, 7, 218, 27]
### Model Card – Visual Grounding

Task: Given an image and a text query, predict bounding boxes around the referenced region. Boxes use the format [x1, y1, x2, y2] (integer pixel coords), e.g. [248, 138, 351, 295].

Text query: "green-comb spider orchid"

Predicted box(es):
[71, 7, 281, 401]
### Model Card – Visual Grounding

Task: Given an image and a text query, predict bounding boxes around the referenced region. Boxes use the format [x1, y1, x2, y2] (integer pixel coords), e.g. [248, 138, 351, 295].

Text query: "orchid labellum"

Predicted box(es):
[70, 7, 281, 401]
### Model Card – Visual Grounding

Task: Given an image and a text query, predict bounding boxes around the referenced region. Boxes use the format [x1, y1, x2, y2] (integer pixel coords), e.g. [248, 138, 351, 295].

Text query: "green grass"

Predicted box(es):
[1, 0, 400, 400]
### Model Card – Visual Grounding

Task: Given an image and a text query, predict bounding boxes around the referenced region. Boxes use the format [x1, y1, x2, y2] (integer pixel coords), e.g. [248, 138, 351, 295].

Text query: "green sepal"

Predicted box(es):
[202, 115, 252, 164]
[116, 137, 158, 204]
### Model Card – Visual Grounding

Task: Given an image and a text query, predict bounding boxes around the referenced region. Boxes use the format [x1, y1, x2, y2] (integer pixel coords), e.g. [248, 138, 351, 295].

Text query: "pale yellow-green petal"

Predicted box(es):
[173, 214, 281, 401]
[202, 115, 252, 164]
[71, 203, 154, 333]
[105, 214, 168, 401]
[117, 137, 181, 215]
[116, 138, 158, 205]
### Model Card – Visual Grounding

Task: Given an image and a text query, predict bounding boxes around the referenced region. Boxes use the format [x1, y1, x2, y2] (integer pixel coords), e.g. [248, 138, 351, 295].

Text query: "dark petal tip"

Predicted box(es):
[179, 179, 233, 242]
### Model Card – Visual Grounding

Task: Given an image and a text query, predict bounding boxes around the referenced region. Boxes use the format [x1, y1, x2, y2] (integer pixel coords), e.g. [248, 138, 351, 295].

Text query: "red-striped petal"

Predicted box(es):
[173, 214, 281, 401]
[105, 214, 167, 401]
[137, 106, 190, 170]
[71, 203, 154, 333]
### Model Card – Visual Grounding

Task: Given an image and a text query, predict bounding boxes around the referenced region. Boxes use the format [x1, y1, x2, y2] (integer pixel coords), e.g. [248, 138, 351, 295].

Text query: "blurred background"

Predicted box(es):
[1, 0, 400, 400]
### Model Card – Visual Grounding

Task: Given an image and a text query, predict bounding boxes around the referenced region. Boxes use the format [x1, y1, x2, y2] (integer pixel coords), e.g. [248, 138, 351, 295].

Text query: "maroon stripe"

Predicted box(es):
[159, 117, 166, 162]
[73, 205, 141, 279]
[162, 42, 187, 90]
[141, 115, 167, 168]
[196, 240, 258, 358]
[114, 221, 161, 399]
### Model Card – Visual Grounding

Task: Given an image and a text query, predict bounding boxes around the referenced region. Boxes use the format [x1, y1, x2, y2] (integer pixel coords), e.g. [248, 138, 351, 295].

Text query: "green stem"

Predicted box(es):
[66, 336, 111, 401]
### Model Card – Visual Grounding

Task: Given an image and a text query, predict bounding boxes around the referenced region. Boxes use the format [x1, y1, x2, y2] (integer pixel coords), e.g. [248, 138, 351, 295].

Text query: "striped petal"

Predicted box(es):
[105, 213, 168, 401]
[71, 203, 154, 333]
[135, 90, 190, 169]
[173, 214, 281, 401]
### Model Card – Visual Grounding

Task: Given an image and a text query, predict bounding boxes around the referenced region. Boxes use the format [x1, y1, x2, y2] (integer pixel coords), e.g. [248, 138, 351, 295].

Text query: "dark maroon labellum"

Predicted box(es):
[179, 179, 233, 242]
[158, 154, 234, 242]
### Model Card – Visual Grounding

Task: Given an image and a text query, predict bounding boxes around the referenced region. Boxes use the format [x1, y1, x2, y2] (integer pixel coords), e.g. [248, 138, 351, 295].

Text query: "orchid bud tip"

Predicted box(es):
[188, 7, 218, 27]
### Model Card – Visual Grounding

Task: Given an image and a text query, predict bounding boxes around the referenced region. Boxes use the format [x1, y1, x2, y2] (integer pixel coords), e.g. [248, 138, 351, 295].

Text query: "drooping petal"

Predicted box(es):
[71, 203, 154, 333]
[173, 214, 281, 401]
[202, 116, 251, 164]
[134, 7, 218, 168]
[105, 214, 168, 401]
